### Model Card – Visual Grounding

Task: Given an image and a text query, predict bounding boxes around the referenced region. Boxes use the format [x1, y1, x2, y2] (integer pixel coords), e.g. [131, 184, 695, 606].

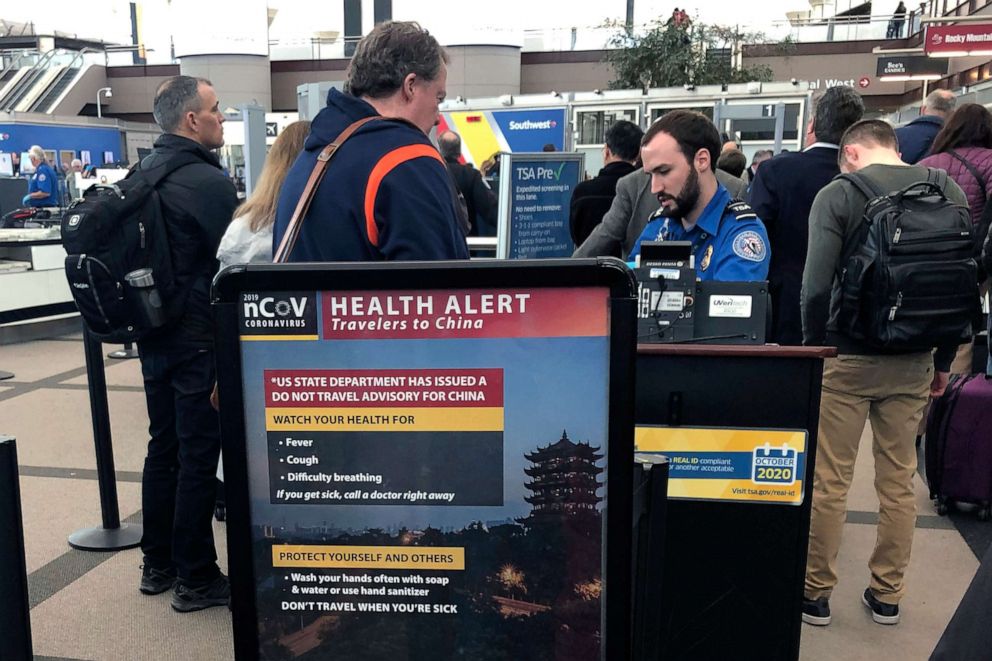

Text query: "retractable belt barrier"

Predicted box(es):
[67, 329, 142, 551]
[0, 438, 33, 661]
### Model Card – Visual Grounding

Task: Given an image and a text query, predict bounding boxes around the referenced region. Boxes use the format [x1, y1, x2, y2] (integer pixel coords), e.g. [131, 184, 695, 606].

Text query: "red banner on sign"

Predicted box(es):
[925, 24, 992, 55]
[321, 287, 608, 340]
[263, 368, 504, 408]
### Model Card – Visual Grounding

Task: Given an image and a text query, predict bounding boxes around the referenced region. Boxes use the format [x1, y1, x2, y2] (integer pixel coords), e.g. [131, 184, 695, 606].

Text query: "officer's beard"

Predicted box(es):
[658, 166, 700, 222]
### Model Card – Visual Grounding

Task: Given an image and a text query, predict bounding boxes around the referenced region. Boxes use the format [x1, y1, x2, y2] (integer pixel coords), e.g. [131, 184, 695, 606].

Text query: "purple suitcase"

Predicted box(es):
[925, 373, 992, 521]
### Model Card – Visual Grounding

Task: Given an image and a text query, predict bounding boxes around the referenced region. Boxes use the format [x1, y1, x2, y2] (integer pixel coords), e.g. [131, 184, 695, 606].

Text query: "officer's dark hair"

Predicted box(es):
[812, 85, 865, 145]
[153, 75, 212, 133]
[837, 119, 899, 167]
[643, 110, 720, 170]
[438, 130, 461, 160]
[346, 21, 449, 99]
[605, 120, 644, 162]
[716, 149, 747, 178]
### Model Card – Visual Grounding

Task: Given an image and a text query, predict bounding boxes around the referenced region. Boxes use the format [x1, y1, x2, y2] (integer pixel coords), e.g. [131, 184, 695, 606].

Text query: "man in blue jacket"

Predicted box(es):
[628, 110, 770, 282]
[894, 89, 956, 164]
[23, 145, 59, 208]
[273, 21, 468, 262]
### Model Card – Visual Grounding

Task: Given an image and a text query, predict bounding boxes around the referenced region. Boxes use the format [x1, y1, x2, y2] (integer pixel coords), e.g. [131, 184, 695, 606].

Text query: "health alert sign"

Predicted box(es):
[635, 427, 808, 505]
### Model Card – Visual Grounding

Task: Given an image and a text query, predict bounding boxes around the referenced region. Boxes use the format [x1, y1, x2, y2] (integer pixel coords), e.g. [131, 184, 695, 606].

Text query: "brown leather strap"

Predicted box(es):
[273, 116, 380, 263]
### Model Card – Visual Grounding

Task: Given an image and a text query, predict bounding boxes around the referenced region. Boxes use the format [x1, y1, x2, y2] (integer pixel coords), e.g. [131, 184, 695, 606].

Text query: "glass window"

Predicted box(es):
[730, 103, 801, 142]
[576, 108, 637, 145]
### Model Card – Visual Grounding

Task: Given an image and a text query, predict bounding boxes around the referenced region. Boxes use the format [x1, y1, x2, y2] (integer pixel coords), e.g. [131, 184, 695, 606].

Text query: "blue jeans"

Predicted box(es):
[138, 343, 221, 585]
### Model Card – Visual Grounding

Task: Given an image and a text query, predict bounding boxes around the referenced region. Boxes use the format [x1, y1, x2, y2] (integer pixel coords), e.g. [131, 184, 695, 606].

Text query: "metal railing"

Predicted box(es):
[769, 11, 931, 43]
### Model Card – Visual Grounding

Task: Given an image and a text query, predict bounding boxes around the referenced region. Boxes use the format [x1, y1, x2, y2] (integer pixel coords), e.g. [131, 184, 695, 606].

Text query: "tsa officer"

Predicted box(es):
[23, 145, 59, 208]
[627, 111, 770, 282]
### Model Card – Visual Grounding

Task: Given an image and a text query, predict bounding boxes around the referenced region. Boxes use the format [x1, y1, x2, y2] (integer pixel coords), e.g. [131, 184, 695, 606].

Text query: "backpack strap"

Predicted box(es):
[136, 152, 205, 188]
[837, 172, 884, 202]
[273, 116, 381, 264]
[926, 166, 948, 192]
[833, 172, 886, 284]
[946, 150, 987, 201]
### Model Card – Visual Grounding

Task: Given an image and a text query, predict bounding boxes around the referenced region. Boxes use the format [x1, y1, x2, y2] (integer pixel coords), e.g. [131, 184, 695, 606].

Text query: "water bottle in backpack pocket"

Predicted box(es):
[61, 155, 197, 343]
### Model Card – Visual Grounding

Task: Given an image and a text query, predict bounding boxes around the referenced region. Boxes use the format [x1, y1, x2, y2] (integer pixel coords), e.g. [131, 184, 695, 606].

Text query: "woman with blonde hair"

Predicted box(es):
[211, 120, 309, 520]
[216, 120, 310, 268]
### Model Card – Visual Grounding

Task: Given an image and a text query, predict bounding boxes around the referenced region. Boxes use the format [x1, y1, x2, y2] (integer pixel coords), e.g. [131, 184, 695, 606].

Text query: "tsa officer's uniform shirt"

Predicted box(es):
[627, 183, 771, 281]
[28, 162, 58, 207]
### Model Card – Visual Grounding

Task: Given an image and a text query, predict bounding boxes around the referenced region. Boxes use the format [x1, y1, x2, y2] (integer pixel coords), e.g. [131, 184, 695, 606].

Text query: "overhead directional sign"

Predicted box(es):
[876, 55, 949, 80]
[925, 23, 992, 56]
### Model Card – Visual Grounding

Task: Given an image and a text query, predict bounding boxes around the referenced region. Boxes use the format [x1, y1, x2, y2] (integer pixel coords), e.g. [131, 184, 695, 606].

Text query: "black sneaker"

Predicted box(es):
[171, 574, 231, 613]
[801, 596, 831, 626]
[139, 564, 176, 595]
[862, 588, 900, 625]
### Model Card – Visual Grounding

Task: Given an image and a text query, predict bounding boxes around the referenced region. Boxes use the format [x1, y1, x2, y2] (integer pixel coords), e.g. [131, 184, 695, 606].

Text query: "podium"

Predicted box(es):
[634, 344, 833, 661]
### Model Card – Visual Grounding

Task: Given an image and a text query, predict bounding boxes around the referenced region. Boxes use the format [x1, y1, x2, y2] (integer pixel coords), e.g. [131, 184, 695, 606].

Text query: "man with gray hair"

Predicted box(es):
[22, 145, 59, 208]
[135, 74, 237, 613]
[895, 88, 956, 164]
[65, 158, 83, 201]
[748, 85, 865, 344]
[439, 129, 497, 236]
[273, 21, 468, 261]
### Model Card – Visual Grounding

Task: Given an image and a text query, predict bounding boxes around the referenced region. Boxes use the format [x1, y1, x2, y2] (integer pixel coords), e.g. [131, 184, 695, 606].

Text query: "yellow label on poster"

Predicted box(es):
[635, 427, 807, 505]
[272, 545, 466, 570]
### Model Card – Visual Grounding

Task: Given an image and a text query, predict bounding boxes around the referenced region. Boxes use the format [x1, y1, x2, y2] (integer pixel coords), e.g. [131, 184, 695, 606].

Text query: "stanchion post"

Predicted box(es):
[632, 453, 669, 661]
[67, 328, 142, 551]
[0, 437, 33, 661]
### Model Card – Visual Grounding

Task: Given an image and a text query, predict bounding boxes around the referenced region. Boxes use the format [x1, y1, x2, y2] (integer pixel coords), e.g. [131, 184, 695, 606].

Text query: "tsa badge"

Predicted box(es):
[732, 231, 766, 262]
[751, 442, 798, 486]
[700, 244, 713, 271]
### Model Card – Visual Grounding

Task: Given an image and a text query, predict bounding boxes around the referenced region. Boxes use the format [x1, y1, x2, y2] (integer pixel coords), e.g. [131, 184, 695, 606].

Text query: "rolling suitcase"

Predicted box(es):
[925, 373, 992, 521]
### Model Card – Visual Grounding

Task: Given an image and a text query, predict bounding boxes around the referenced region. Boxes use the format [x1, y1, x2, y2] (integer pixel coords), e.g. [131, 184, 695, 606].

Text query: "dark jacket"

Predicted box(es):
[748, 145, 840, 345]
[569, 161, 636, 247]
[273, 89, 468, 262]
[445, 157, 497, 237]
[894, 114, 944, 164]
[140, 133, 237, 348]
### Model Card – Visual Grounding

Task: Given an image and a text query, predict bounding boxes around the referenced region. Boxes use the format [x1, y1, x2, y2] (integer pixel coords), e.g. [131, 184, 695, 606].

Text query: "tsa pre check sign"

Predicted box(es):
[635, 427, 808, 505]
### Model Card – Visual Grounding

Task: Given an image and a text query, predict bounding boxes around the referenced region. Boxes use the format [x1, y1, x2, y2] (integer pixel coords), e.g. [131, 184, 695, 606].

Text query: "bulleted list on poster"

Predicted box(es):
[264, 368, 504, 506]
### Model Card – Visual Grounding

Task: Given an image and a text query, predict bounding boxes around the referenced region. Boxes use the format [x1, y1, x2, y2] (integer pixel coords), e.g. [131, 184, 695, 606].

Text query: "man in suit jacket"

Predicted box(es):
[748, 85, 864, 345]
[574, 161, 745, 257]
[570, 120, 642, 247]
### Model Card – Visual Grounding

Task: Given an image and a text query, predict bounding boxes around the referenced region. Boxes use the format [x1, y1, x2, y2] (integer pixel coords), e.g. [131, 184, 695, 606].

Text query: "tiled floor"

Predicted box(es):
[0, 325, 986, 660]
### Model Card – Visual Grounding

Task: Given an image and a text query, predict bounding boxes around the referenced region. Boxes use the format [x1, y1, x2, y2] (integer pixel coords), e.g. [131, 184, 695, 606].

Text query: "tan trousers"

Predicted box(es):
[805, 353, 932, 605]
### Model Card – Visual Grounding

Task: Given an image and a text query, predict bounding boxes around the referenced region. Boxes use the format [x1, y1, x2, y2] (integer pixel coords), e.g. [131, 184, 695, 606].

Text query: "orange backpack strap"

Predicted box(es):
[272, 115, 379, 264]
[363, 144, 446, 247]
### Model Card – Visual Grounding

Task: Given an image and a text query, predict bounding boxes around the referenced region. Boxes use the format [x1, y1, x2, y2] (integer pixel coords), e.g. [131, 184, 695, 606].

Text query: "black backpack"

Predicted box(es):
[836, 168, 980, 352]
[61, 155, 199, 343]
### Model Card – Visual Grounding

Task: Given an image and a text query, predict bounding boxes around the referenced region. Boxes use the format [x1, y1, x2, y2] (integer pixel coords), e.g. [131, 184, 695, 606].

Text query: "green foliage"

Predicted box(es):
[604, 19, 774, 90]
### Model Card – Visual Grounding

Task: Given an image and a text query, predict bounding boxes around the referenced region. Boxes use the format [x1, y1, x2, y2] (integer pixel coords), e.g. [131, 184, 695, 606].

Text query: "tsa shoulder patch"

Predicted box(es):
[732, 230, 767, 262]
[726, 201, 757, 220]
[37, 173, 46, 182]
